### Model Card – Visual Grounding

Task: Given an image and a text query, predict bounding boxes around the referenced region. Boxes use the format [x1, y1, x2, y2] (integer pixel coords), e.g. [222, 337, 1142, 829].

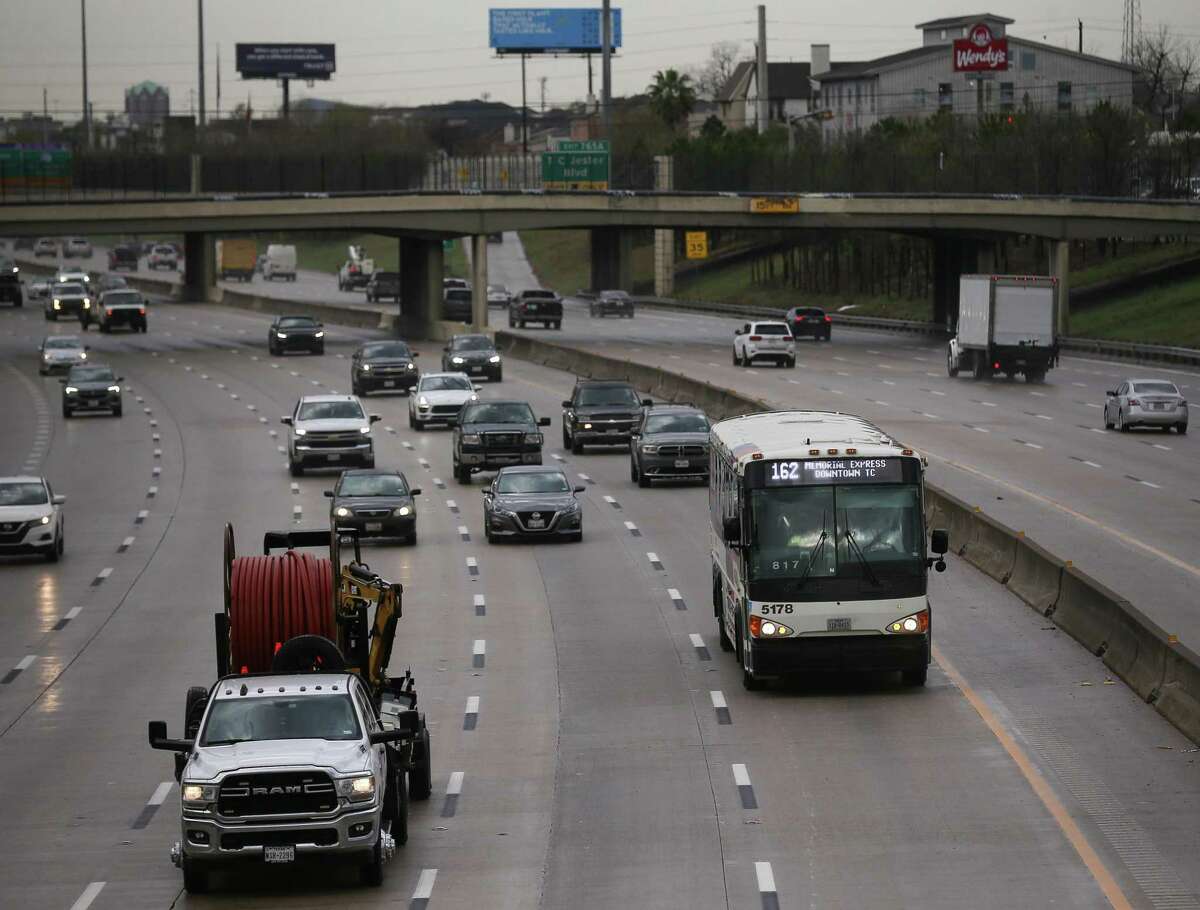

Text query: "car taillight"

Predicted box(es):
[824, 315, 832, 322]
[993, 362, 1001, 370]
[795, 317, 805, 322]
[138, 308, 146, 315]
[749, 335, 762, 341]
[1128, 398, 1141, 406]
[105, 309, 113, 315]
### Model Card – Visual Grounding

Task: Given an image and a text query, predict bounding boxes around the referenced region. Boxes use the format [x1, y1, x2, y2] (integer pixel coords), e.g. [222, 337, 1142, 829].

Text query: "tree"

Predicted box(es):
[699, 115, 727, 141]
[648, 69, 698, 131]
[695, 41, 743, 100]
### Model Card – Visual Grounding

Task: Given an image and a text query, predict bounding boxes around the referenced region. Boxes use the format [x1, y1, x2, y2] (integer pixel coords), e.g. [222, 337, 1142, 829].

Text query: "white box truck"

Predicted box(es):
[947, 275, 1059, 383]
[262, 244, 297, 282]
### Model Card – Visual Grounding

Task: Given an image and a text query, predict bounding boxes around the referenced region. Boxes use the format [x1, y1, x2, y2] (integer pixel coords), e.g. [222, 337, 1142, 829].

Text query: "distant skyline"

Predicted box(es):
[2, 0, 1198, 122]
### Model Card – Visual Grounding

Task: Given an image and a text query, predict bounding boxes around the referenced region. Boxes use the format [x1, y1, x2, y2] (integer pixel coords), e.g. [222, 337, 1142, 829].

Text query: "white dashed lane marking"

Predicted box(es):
[68, 882, 106, 910]
[472, 639, 486, 667]
[410, 869, 438, 909]
[473, 593, 486, 616]
[463, 696, 480, 730]
[667, 588, 687, 611]
[2, 655, 37, 685]
[732, 763, 758, 809]
[689, 633, 711, 661]
[710, 690, 731, 724]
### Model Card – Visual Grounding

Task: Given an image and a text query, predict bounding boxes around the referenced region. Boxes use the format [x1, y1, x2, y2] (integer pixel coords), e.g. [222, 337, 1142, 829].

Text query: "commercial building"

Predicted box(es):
[125, 81, 170, 127]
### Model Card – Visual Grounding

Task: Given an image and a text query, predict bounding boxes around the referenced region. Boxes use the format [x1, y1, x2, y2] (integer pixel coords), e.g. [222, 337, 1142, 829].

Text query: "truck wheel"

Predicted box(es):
[1024, 369, 1045, 384]
[409, 725, 433, 800]
[184, 686, 208, 738]
[361, 836, 384, 887]
[182, 856, 209, 894]
[946, 347, 959, 377]
[385, 765, 409, 845]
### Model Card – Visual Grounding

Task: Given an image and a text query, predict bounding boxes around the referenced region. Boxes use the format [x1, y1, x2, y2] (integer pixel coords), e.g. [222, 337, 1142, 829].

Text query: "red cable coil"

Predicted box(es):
[228, 551, 334, 673]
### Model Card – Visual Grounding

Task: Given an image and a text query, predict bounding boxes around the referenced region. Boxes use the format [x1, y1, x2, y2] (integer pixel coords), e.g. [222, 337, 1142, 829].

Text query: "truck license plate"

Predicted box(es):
[264, 846, 295, 863]
[365, 522, 383, 532]
[383, 380, 396, 388]
[674, 459, 689, 468]
[827, 617, 851, 632]
[326, 454, 340, 462]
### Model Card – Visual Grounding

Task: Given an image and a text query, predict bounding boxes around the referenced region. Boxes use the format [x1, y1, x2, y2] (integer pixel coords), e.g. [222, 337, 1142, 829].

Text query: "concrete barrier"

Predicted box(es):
[960, 510, 1019, 584]
[215, 288, 397, 332]
[494, 330, 1200, 744]
[1006, 535, 1065, 615]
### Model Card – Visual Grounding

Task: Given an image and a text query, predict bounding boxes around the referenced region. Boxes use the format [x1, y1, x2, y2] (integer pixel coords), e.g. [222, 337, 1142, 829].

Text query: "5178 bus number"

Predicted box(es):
[757, 603, 794, 615]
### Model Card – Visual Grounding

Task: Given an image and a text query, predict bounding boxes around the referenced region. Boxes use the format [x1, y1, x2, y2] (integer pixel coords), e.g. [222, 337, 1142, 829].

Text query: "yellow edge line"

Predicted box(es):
[925, 449, 1200, 582]
[933, 644, 1134, 910]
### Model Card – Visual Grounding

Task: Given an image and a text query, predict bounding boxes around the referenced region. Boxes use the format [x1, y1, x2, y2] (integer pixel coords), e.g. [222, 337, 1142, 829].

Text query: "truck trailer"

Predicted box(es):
[947, 275, 1059, 382]
[216, 239, 257, 282]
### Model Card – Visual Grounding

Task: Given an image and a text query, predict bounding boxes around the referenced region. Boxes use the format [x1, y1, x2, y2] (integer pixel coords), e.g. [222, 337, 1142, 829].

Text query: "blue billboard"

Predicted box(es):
[489, 8, 622, 54]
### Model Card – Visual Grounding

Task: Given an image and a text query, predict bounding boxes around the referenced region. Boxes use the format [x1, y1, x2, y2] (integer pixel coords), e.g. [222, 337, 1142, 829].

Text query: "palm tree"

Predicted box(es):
[648, 69, 698, 131]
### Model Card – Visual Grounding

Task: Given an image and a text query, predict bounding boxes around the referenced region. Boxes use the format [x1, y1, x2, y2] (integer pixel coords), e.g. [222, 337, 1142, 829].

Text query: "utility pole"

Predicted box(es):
[520, 53, 528, 153]
[1077, 20, 1083, 54]
[539, 76, 548, 112]
[601, 0, 613, 138]
[81, 0, 91, 147]
[756, 5, 768, 134]
[216, 44, 221, 119]
[42, 88, 49, 146]
[197, 0, 206, 135]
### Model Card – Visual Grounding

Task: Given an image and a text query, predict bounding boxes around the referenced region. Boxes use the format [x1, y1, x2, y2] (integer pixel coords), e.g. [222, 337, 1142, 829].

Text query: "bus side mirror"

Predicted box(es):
[722, 516, 741, 546]
[930, 529, 948, 554]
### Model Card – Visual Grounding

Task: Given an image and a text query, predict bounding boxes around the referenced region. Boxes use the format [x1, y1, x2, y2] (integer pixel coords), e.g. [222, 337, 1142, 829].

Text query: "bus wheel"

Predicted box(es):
[902, 666, 928, 687]
[742, 668, 765, 691]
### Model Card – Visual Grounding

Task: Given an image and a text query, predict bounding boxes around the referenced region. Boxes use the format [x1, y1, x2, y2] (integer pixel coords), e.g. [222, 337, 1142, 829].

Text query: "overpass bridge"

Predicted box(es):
[3, 191, 1198, 338]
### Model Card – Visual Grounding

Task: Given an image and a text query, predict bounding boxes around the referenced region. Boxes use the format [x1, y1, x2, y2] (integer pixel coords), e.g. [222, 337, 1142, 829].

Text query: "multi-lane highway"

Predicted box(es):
[2, 292, 1199, 909]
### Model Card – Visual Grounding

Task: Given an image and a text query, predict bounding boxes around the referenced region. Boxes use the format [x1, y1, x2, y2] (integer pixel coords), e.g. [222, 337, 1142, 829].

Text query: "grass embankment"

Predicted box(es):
[1072, 243, 1200, 289]
[1069, 274, 1200, 347]
[215, 232, 471, 278]
[519, 229, 654, 293]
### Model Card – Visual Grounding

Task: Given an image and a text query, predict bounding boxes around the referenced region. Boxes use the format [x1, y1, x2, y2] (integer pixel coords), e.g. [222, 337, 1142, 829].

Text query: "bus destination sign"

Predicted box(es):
[764, 457, 905, 486]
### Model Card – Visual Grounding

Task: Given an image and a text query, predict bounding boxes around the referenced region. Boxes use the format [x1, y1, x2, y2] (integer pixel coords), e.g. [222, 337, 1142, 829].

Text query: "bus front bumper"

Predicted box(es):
[750, 633, 928, 677]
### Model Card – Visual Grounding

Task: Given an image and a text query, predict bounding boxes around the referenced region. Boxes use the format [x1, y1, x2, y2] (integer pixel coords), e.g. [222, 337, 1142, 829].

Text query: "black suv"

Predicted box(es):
[589, 290, 634, 319]
[562, 380, 651, 454]
[442, 334, 502, 382]
[107, 244, 140, 271]
[630, 405, 711, 487]
[268, 315, 325, 355]
[0, 257, 21, 307]
[452, 400, 551, 484]
[508, 289, 562, 329]
[351, 340, 419, 396]
[785, 305, 832, 341]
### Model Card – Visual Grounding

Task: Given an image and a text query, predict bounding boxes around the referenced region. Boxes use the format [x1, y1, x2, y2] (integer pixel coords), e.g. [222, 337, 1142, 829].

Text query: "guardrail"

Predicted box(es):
[493, 329, 1200, 745]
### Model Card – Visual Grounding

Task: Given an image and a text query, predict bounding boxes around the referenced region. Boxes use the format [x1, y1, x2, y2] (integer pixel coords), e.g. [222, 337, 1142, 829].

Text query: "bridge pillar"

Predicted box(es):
[1052, 239, 1070, 335]
[653, 155, 674, 298]
[398, 237, 443, 340]
[590, 227, 633, 293]
[182, 232, 214, 302]
[471, 235, 489, 331]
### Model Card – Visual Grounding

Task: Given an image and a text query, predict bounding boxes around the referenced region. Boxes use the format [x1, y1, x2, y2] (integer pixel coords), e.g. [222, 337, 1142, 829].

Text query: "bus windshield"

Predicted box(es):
[747, 484, 924, 600]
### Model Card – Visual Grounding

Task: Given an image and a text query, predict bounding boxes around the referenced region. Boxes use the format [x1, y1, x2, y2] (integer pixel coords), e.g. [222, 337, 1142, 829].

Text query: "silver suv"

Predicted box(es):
[282, 395, 379, 476]
[154, 673, 408, 892]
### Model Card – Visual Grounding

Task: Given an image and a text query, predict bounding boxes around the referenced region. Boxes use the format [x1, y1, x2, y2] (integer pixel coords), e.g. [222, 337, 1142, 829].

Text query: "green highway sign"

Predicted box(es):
[542, 140, 610, 190]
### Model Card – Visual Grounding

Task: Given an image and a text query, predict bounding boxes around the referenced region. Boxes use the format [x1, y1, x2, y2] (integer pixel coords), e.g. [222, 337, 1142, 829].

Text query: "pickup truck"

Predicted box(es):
[508, 289, 562, 329]
[0, 256, 21, 307]
[452, 399, 551, 483]
[107, 244, 140, 271]
[91, 289, 148, 333]
[150, 671, 418, 892]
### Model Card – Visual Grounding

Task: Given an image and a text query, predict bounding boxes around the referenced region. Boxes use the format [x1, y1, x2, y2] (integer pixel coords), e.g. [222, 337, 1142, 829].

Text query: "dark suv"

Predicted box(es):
[107, 244, 140, 271]
[785, 305, 832, 341]
[365, 271, 400, 302]
[509, 289, 562, 329]
[442, 334, 502, 382]
[0, 257, 21, 307]
[589, 290, 634, 319]
[351, 340, 419, 396]
[562, 380, 652, 454]
[630, 405, 711, 487]
[452, 400, 551, 484]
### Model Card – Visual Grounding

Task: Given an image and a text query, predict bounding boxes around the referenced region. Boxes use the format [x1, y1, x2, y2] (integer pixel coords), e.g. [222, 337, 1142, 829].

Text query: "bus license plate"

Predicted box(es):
[264, 846, 295, 863]
[827, 617, 851, 632]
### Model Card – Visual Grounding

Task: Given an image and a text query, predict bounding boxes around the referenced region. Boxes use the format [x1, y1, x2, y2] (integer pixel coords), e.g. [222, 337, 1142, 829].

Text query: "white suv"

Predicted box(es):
[733, 321, 796, 368]
[408, 372, 478, 430]
[282, 395, 379, 476]
[148, 244, 178, 270]
[0, 476, 66, 562]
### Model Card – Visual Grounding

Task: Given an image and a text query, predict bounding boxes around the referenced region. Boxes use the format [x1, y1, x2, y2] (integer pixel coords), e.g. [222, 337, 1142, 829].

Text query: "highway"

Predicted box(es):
[1, 294, 1198, 909]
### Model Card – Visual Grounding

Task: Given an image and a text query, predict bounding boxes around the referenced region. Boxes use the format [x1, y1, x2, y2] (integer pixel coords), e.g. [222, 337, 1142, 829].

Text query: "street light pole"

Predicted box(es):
[601, 0, 613, 138]
[197, 0, 206, 136]
[81, 0, 91, 147]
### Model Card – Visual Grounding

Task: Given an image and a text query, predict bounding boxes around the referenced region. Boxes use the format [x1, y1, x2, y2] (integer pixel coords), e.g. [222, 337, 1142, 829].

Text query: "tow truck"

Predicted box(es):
[148, 524, 431, 892]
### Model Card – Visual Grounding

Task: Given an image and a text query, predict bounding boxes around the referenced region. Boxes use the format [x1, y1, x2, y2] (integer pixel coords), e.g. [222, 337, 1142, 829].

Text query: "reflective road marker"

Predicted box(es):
[689, 633, 711, 661]
[464, 696, 480, 730]
[441, 771, 464, 817]
[733, 763, 758, 809]
[711, 690, 731, 725]
[2, 655, 36, 685]
[755, 861, 780, 910]
[667, 588, 686, 611]
[472, 639, 486, 668]
[410, 868, 438, 910]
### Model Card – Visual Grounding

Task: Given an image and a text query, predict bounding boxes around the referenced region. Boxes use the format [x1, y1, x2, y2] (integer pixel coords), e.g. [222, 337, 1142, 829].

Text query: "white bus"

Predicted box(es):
[709, 411, 948, 690]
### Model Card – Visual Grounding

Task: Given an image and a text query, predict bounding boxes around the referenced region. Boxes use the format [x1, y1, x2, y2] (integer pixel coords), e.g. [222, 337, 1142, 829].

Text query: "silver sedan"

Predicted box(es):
[1104, 378, 1188, 434]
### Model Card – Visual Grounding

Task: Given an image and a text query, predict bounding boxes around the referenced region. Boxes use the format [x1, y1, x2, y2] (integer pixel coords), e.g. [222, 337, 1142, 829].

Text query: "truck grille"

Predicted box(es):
[221, 828, 338, 850]
[303, 433, 361, 448]
[217, 771, 337, 817]
[484, 432, 521, 448]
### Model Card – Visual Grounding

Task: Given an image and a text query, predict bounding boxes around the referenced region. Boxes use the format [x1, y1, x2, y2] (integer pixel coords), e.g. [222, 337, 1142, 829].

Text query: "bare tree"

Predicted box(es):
[1133, 26, 1178, 117]
[695, 41, 744, 100]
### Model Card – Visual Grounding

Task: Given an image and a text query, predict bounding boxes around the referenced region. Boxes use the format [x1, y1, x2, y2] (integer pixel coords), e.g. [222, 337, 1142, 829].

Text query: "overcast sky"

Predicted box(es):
[2, 0, 1198, 121]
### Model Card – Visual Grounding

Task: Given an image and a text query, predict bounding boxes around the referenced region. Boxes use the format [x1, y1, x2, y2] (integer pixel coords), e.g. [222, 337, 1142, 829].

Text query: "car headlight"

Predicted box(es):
[181, 783, 218, 805]
[563, 500, 581, 514]
[53, 299, 61, 308]
[276, 332, 288, 339]
[393, 506, 411, 517]
[79, 352, 86, 360]
[524, 432, 543, 444]
[64, 386, 78, 394]
[359, 425, 371, 435]
[107, 385, 121, 393]
[462, 433, 482, 445]
[407, 362, 415, 370]
[360, 363, 371, 372]
[417, 395, 429, 407]
[581, 422, 592, 430]
[335, 506, 351, 518]
[886, 609, 930, 634]
[336, 774, 376, 802]
[314, 331, 324, 339]
[469, 394, 478, 402]
[40, 515, 51, 525]
[493, 507, 516, 519]
[489, 355, 501, 363]
[641, 445, 660, 454]
[42, 353, 51, 361]
[451, 356, 465, 364]
[294, 427, 307, 436]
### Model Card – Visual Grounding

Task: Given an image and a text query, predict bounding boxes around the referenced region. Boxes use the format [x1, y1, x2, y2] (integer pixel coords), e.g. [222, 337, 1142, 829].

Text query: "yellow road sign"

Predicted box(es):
[750, 196, 800, 214]
[685, 231, 709, 259]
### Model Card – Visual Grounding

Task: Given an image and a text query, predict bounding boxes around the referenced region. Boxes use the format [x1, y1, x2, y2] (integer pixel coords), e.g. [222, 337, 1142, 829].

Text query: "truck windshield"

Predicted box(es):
[202, 695, 361, 744]
[577, 386, 640, 407]
[461, 402, 534, 424]
[297, 401, 364, 421]
[747, 484, 924, 599]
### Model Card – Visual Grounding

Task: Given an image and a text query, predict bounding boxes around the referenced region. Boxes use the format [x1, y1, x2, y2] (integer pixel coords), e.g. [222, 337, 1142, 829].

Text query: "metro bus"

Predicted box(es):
[709, 411, 948, 690]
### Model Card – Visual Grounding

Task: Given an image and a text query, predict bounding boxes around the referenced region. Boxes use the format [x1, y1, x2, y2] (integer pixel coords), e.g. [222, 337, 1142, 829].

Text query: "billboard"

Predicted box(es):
[489, 8, 622, 54]
[952, 23, 1008, 72]
[235, 44, 336, 80]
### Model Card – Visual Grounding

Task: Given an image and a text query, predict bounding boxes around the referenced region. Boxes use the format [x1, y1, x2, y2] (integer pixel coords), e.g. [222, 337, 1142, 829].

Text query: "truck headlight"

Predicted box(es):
[314, 331, 325, 339]
[462, 433, 482, 445]
[417, 395, 429, 407]
[294, 427, 307, 436]
[393, 506, 411, 517]
[581, 422, 592, 430]
[360, 363, 371, 372]
[359, 425, 371, 434]
[489, 355, 501, 363]
[337, 774, 376, 802]
[53, 299, 61, 309]
[749, 615, 794, 638]
[182, 783, 218, 805]
[407, 362, 415, 370]
[107, 385, 121, 393]
[335, 507, 351, 518]
[276, 332, 288, 339]
[524, 433, 543, 444]
[451, 356, 465, 364]
[64, 386, 78, 394]
[640, 445, 660, 454]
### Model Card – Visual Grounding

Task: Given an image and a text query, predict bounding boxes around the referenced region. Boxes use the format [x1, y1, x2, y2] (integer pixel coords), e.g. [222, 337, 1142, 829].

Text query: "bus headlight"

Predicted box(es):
[749, 615, 793, 638]
[886, 609, 929, 634]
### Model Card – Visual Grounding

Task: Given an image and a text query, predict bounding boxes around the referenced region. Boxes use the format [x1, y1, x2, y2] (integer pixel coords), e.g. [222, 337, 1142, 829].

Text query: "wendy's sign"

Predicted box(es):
[953, 23, 1009, 72]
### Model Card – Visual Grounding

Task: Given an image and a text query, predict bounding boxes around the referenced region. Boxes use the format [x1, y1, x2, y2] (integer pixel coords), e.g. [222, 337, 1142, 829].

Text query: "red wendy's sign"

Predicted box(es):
[953, 22, 1009, 72]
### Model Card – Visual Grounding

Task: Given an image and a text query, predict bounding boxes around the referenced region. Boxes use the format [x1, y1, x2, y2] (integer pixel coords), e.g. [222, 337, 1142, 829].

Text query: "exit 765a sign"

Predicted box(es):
[543, 140, 610, 190]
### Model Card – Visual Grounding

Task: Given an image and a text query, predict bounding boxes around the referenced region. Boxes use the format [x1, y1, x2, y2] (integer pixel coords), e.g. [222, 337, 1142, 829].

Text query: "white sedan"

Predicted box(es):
[408, 372, 478, 430]
[0, 476, 65, 562]
[733, 320, 796, 368]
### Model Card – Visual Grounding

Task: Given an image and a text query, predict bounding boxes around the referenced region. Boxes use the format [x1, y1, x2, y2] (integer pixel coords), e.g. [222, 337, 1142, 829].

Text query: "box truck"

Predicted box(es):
[216, 238, 257, 282]
[947, 275, 1059, 383]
